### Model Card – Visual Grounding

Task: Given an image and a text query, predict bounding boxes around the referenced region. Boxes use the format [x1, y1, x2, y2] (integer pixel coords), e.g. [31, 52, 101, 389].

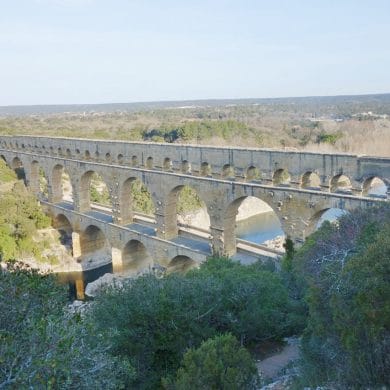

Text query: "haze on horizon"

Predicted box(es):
[1, 0, 390, 106]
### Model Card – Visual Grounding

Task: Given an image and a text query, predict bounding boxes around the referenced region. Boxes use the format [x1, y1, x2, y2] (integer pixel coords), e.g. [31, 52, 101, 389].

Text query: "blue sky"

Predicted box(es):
[1, 0, 390, 105]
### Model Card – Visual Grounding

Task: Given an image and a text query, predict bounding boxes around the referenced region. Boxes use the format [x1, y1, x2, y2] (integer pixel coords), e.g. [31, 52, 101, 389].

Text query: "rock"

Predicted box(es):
[259, 375, 293, 389]
[67, 300, 90, 317]
[85, 273, 123, 297]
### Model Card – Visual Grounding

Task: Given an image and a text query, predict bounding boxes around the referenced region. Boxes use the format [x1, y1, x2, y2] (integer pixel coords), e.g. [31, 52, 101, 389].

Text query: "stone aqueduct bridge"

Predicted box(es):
[0, 135, 389, 270]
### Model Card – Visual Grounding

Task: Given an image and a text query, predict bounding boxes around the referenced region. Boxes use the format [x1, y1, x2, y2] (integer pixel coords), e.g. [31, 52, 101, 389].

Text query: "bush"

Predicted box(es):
[293, 205, 390, 388]
[0, 262, 134, 388]
[164, 334, 260, 389]
[91, 257, 298, 388]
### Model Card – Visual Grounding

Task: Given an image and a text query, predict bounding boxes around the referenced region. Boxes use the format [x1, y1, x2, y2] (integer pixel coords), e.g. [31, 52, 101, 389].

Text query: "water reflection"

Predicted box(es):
[57, 262, 113, 300]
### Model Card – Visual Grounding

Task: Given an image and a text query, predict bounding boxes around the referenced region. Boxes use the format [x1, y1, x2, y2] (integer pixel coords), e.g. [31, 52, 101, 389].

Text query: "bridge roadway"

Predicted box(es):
[0, 136, 388, 270]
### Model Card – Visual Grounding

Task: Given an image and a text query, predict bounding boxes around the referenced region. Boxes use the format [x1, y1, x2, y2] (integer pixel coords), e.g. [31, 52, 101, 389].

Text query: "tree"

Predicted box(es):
[294, 204, 390, 388]
[164, 334, 260, 389]
[0, 262, 134, 388]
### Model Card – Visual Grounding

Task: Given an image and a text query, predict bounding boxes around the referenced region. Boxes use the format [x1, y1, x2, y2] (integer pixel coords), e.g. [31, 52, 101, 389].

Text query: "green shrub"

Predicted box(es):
[164, 333, 260, 389]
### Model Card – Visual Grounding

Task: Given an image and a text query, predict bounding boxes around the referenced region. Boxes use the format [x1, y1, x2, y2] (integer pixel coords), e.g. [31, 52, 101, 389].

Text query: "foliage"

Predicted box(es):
[0, 158, 16, 182]
[164, 333, 260, 389]
[292, 204, 390, 388]
[130, 179, 155, 215]
[91, 257, 299, 388]
[142, 120, 255, 143]
[0, 182, 50, 261]
[316, 131, 343, 145]
[0, 262, 134, 388]
[177, 185, 203, 214]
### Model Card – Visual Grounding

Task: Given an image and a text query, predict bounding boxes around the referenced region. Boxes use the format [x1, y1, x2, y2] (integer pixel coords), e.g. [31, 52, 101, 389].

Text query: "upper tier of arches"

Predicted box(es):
[0, 136, 388, 198]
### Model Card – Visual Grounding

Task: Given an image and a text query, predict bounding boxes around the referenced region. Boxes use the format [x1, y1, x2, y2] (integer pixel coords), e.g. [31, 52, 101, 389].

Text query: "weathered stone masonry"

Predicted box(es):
[0, 136, 388, 269]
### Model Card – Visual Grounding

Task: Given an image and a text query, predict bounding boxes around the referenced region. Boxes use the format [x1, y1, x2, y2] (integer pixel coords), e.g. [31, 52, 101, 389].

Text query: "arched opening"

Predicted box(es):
[330, 174, 352, 193]
[105, 153, 111, 162]
[66, 148, 72, 157]
[85, 150, 91, 160]
[200, 162, 211, 177]
[165, 185, 210, 240]
[273, 169, 291, 186]
[52, 164, 73, 203]
[362, 177, 387, 198]
[181, 160, 191, 174]
[11, 157, 25, 181]
[146, 156, 153, 169]
[131, 155, 138, 167]
[75, 149, 80, 156]
[52, 214, 73, 253]
[246, 166, 260, 181]
[306, 208, 347, 236]
[163, 157, 173, 171]
[80, 225, 111, 266]
[58, 147, 63, 156]
[120, 177, 155, 224]
[117, 154, 124, 164]
[222, 164, 235, 179]
[167, 255, 197, 274]
[224, 196, 285, 256]
[301, 171, 321, 190]
[88, 172, 110, 209]
[94, 151, 100, 161]
[121, 240, 153, 274]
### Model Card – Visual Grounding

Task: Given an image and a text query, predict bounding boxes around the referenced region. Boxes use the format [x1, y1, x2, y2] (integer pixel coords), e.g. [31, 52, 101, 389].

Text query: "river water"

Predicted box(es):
[236, 211, 284, 244]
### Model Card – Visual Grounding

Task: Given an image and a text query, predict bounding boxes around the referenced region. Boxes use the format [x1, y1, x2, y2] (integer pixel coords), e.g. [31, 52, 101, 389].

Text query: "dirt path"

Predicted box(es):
[257, 337, 300, 379]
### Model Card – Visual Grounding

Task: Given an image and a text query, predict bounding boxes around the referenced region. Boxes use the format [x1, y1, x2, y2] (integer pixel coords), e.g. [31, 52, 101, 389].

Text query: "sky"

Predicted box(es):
[1, 0, 390, 105]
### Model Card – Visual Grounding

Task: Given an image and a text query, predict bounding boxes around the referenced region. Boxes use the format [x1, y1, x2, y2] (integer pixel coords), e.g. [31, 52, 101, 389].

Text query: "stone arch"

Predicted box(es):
[163, 184, 210, 240]
[146, 156, 153, 169]
[131, 155, 138, 167]
[222, 164, 235, 179]
[330, 174, 352, 193]
[117, 154, 124, 164]
[223, 195, 285, 256]
[121, 239, 153, 274]
[58, 147, 63, 156]
[105, 152, 111, 162]
[52, 214, 73, 248]
[11, 157, 25, 181]
[181, 160, 191, 174]
[167, 255, 197, 274]
[75, 149, 81, 156]
[200, 162, 211, 176]
[85, 150, 91, 160]
[306, 207, 347, 237]
[246, 166, 260, 181]
[362, 176, 387, 198]
[119, 176, 155, 224]
[273, 168, 291, 186]
[80, 225, 111, 265]
[163, 157, 173, 171]
[66, 148, 72, 157]
[51, 164, 73, 203]
[301, 171, 321, 190]
[79, 170, 111, 212]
